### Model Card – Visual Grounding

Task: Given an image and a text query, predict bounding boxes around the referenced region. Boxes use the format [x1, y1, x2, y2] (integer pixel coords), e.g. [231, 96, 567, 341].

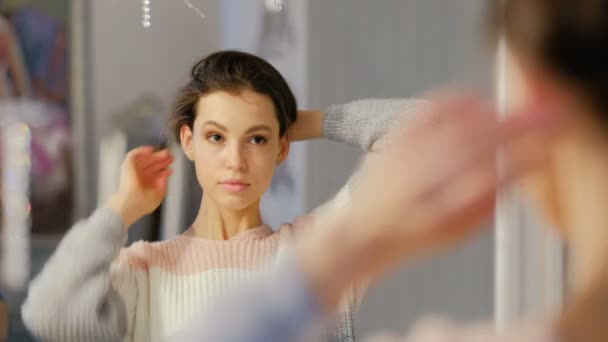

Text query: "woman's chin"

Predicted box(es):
[217, 195, 259, 211]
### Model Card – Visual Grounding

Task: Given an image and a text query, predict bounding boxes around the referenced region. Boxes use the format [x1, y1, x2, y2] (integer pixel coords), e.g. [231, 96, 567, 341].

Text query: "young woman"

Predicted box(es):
[163, 1, 608, 341]
[21, 50, 426, 341]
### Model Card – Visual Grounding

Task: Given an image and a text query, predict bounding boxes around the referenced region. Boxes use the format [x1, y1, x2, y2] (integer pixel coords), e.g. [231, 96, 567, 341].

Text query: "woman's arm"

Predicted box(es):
[290, 110, 324, 141]
[323, 98, 429, 151]
[22, 147, 172, 341]
[294, 99, 428, 234]
[293, 99, 429, 151]
[291, 99, 428, 233]
[21, 207, 137, 342]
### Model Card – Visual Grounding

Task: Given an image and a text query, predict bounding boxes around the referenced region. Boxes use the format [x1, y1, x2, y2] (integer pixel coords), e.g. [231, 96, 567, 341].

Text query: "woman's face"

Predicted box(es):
[180, 89, 289, 211]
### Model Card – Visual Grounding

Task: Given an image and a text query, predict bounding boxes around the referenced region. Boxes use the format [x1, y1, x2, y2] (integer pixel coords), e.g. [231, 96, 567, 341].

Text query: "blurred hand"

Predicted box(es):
[298, 92, 554, 308]
[348, 92, 552, 272]
[106, 146, 173, 229]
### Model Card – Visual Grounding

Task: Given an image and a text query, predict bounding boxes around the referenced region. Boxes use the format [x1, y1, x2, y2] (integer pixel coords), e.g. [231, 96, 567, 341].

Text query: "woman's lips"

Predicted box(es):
[220, 181, 250, 193]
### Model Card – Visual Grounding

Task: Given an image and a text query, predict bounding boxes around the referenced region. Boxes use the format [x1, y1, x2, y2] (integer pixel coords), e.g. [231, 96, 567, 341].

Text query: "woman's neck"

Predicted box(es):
[191, 196, 264, 240]
[558, 132, 608, 294]
[554, 131, 608, 340]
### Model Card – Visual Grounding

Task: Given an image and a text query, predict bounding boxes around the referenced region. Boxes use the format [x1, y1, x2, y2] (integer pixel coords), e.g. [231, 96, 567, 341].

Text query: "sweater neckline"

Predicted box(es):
[178, 224, 274, 243]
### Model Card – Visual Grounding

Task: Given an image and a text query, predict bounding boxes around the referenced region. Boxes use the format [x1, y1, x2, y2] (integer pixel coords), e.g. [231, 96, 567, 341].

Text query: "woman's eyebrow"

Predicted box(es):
[201, 120, 228, 131]
[244, 125, 272, 134]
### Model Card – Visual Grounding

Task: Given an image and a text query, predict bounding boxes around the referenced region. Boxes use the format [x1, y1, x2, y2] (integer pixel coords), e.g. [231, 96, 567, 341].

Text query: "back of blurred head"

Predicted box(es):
[492, 1, 608, 340]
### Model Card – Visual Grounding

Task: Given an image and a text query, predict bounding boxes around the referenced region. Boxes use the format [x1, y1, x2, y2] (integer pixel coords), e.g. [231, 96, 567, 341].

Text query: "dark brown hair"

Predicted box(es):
[170, 50, 297, 143]
[491, 0, 608, 126]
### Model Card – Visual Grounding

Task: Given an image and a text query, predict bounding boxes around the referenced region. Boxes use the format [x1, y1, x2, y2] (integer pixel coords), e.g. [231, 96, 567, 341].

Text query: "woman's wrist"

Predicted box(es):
[296, 207, 419, 312]
[291, 110, 324, 141]
[295, 212, 369, 311]
[104, 192, 141, 230]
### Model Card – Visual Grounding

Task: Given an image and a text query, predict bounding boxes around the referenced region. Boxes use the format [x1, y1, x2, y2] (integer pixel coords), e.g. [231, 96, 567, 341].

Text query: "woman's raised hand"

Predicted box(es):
[106, 146, 174, 229]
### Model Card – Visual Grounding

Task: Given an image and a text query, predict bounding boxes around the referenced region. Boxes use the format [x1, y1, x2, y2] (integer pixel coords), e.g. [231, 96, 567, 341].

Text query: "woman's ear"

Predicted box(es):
[277, 136, 290, 165]
[180, 124, 195, 161]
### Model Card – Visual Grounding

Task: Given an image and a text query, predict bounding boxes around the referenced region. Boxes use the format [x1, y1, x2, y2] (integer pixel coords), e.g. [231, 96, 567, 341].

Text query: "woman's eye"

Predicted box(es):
[207, 134, 223, 143]
[250, 135, 267, 145]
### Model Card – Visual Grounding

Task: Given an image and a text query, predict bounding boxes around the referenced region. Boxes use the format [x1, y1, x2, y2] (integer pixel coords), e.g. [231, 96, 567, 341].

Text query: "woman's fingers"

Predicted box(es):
[422, 97, 550, 187]
[133, 149, 173, 176]
[129, 146, 155, 164]
[351, 92, 557, 251]
[127, 147, 173, 189]
[145, 154, 174, 174]
[154, 168, 172, 192]
[410, 118, 551, 245]
[132, 148, 172, 170]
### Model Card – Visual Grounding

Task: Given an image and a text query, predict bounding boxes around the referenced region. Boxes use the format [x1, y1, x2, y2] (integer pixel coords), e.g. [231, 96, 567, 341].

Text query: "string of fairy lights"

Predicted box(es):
[141, 0, 283, 28]
[142, 0, 210, 28]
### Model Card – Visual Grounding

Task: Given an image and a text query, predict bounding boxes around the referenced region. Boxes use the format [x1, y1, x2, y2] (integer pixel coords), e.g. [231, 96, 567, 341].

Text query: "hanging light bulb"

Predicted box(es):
[265, 0, 283, 12]
[142, 0, 151, 28]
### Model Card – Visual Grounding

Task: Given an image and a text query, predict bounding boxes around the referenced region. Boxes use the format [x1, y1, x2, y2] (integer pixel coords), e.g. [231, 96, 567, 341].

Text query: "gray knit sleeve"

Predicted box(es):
[21, 208, 133, 342]
[322, 98, 429, 152]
